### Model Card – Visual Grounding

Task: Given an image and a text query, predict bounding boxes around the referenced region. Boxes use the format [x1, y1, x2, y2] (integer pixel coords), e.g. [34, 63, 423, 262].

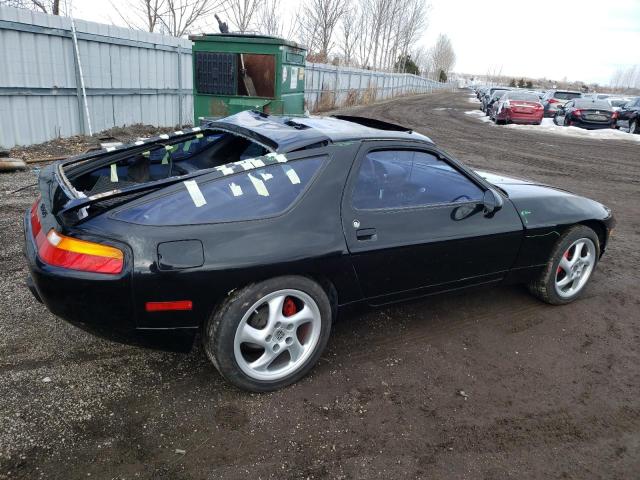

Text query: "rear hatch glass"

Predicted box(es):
[554, 91, 582, 100]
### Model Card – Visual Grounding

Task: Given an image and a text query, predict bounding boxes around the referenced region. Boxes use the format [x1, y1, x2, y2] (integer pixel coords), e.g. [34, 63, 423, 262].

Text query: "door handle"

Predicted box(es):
[356, 228, 377, 241]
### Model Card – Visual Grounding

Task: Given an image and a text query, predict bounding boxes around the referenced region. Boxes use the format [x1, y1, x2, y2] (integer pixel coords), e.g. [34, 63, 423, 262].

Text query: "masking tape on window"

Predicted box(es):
[229, 182, 243, 197]
[248, 174, 269, 196]
[110, 164, 118, 182]
[184, 180, 207, 207]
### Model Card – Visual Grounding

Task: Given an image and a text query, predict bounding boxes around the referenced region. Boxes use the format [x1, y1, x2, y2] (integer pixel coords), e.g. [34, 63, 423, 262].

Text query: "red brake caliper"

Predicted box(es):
[557, 249, 570, 274]
[282, 297, 297, 317]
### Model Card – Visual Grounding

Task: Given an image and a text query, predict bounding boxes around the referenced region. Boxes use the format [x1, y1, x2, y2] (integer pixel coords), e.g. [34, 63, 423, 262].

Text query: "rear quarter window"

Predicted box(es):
[115, 156, 326, 225]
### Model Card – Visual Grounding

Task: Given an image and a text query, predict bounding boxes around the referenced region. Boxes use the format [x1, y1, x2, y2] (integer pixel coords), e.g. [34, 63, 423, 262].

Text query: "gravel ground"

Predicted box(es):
[1, 90, 639, 479]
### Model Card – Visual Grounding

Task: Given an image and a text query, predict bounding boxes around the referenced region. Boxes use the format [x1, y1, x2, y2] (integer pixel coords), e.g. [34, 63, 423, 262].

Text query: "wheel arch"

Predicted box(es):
[578, 220, 608, 256]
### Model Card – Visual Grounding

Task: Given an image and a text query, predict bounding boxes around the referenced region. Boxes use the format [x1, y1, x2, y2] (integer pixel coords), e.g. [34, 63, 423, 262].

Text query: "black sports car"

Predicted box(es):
[553, 99, 616, 130]
[24, 111, 615, 391]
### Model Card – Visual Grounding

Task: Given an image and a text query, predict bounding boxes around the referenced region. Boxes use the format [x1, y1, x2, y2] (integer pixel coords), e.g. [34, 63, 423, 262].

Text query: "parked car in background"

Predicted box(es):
[23, 111, 615, 391]
[491, 91, 544, 125]
[485, 89, 509, 116]
[541, 90, 583, 117]
[482, 87, 510, 113]
[553, 99, 616, 129]
[608, 97, 632, 112]
[582, 93, 611, 101]
[614, 97, 640, 133]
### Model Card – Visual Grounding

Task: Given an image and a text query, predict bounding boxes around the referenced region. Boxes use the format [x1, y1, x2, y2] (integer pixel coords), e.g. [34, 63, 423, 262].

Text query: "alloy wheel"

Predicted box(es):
[554, 238, 596, 299]
[233, 289, 322, 381]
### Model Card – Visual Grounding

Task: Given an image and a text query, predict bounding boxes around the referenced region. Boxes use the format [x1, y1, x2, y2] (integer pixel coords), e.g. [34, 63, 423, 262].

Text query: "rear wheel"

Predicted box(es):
[528, 225, 599, 305]
[204, 276, 332, 392]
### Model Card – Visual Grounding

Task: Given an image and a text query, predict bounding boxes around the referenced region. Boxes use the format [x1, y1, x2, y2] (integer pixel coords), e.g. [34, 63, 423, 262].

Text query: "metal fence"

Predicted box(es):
[304, 62, 451, 112]
[0, 5, 450, 148]
[0, 5, 192, 149]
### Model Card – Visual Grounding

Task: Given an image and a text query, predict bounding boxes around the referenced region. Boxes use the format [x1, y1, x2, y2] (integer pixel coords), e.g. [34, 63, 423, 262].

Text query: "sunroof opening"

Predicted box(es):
[331, 115, 412, 132]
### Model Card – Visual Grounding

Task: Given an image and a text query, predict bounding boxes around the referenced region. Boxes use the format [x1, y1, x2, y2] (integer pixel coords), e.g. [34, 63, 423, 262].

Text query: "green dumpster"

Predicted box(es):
[189, 33, 307, 122]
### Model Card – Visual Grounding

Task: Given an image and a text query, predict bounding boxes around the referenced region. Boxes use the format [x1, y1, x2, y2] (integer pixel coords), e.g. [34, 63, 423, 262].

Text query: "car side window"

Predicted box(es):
[116, 156, 325, 225]
[352, 150, 484, 210]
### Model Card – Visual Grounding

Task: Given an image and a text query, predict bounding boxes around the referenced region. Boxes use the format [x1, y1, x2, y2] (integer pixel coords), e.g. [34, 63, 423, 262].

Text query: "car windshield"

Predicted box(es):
[554, 91, 582, 100]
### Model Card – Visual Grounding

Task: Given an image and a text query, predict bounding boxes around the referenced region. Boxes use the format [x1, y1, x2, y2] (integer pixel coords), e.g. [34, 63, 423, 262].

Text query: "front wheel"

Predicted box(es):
[630, 119, 638, 134]
[528, 225, 600, 305]
[204, 276, 332, 392]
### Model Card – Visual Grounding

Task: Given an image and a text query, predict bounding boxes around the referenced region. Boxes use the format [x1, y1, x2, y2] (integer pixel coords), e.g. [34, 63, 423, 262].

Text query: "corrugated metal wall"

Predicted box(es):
[0, 5, 192, 148]
[0, 6, 450, 148]
[304, 63, 450, 112]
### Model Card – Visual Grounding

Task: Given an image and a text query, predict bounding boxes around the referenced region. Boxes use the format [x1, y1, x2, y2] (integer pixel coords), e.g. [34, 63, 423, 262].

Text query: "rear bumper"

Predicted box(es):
[23, 210, 195, 351]
[499, 111, 543, 124]
[570, 119, 615, 130]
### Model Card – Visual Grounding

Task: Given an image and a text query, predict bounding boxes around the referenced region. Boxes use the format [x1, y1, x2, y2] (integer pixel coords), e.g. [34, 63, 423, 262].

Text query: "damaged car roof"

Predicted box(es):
[208, 110, 434, 153]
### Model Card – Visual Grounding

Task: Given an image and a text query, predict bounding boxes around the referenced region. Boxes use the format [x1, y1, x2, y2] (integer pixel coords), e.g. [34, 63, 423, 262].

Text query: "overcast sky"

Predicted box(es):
[70, 0, 640, 85]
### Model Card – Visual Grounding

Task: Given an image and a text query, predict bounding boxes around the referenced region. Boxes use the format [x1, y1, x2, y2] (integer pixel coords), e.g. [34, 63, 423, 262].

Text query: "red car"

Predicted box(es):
[492, 91, 544, 125]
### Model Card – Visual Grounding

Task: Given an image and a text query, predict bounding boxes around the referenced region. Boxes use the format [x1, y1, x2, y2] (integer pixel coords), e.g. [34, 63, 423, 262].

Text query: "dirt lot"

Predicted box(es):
[1, 90, 639, 479]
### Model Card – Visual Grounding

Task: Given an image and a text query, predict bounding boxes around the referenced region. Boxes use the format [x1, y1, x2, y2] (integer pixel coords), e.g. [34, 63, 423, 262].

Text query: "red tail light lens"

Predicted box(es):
[30, 201, 123, 274]
[573, 109, 582, 117]
[548, 98, 560, 104]
[145, 301, 193, 312]
[611, 111, 618, 119]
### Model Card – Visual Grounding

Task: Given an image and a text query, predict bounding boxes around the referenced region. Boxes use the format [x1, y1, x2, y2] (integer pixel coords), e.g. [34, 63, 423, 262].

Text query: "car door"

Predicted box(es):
[341, 142, 524, 303]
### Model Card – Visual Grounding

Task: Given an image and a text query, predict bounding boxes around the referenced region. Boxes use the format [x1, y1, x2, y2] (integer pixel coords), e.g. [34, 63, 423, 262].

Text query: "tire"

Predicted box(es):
[203, 276, 332, 392]
[528, 225, 600, 305]
[630, 119, 638, 134]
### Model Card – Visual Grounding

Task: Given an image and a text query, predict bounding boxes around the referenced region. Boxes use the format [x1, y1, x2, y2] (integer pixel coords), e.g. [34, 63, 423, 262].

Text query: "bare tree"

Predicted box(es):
[255, 0, 280, 36]
[110, 0, 164, 32]
[429, 33, 455, 80]
[338, 1, 358, 65]
[158, 0, 228, 37]
[1, 0, 64, 15]
[228, 0, 261, 33]
[297, 0, 347, 61]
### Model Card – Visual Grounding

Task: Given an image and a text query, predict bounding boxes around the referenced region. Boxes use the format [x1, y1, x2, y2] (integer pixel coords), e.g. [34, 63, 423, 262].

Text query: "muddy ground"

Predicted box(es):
[1, 90, 639, 479]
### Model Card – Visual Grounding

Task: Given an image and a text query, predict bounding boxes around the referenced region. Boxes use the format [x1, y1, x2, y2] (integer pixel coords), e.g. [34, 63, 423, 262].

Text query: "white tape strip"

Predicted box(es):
[284, 166, 300, 184]
[159, 134, 169, 139]
[229, 182, 243, 197]
[216, 165, 235, 175]
[266, 153, 287, 163]
[110, 164, 118, 182]
[184, 180, 207, 207]
[192, 126, 201, 132]
[248, 174, 269, 196]
[174, 130, 184, 135]
[251, 158, 265, 168]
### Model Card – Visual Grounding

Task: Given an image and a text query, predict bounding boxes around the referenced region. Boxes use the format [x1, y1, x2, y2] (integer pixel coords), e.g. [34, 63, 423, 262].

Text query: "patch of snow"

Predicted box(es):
[464, 110, 492, 123]
[467, 97, 481, 104]
[505, 118, 640, 142]
[464, 112, 640, 142]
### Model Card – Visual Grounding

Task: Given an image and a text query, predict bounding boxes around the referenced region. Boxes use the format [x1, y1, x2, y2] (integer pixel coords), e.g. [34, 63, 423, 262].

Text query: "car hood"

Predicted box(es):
[475, 170, 612, 229]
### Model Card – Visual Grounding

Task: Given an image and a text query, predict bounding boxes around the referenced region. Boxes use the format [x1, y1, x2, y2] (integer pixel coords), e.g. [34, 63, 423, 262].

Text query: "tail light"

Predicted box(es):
[31, 200, 123, 274]
[548, 98, 560, 104]
[573, 109, 582, 117]
[612, 111, 618, 119]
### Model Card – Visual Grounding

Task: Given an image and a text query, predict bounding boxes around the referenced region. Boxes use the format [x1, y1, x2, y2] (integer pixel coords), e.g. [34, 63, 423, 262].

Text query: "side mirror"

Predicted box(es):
[483, 189, 503, 217]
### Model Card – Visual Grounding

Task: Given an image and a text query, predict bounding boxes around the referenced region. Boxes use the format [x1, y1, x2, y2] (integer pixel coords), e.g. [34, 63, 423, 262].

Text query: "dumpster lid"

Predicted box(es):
[189, 33, 305, 50]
